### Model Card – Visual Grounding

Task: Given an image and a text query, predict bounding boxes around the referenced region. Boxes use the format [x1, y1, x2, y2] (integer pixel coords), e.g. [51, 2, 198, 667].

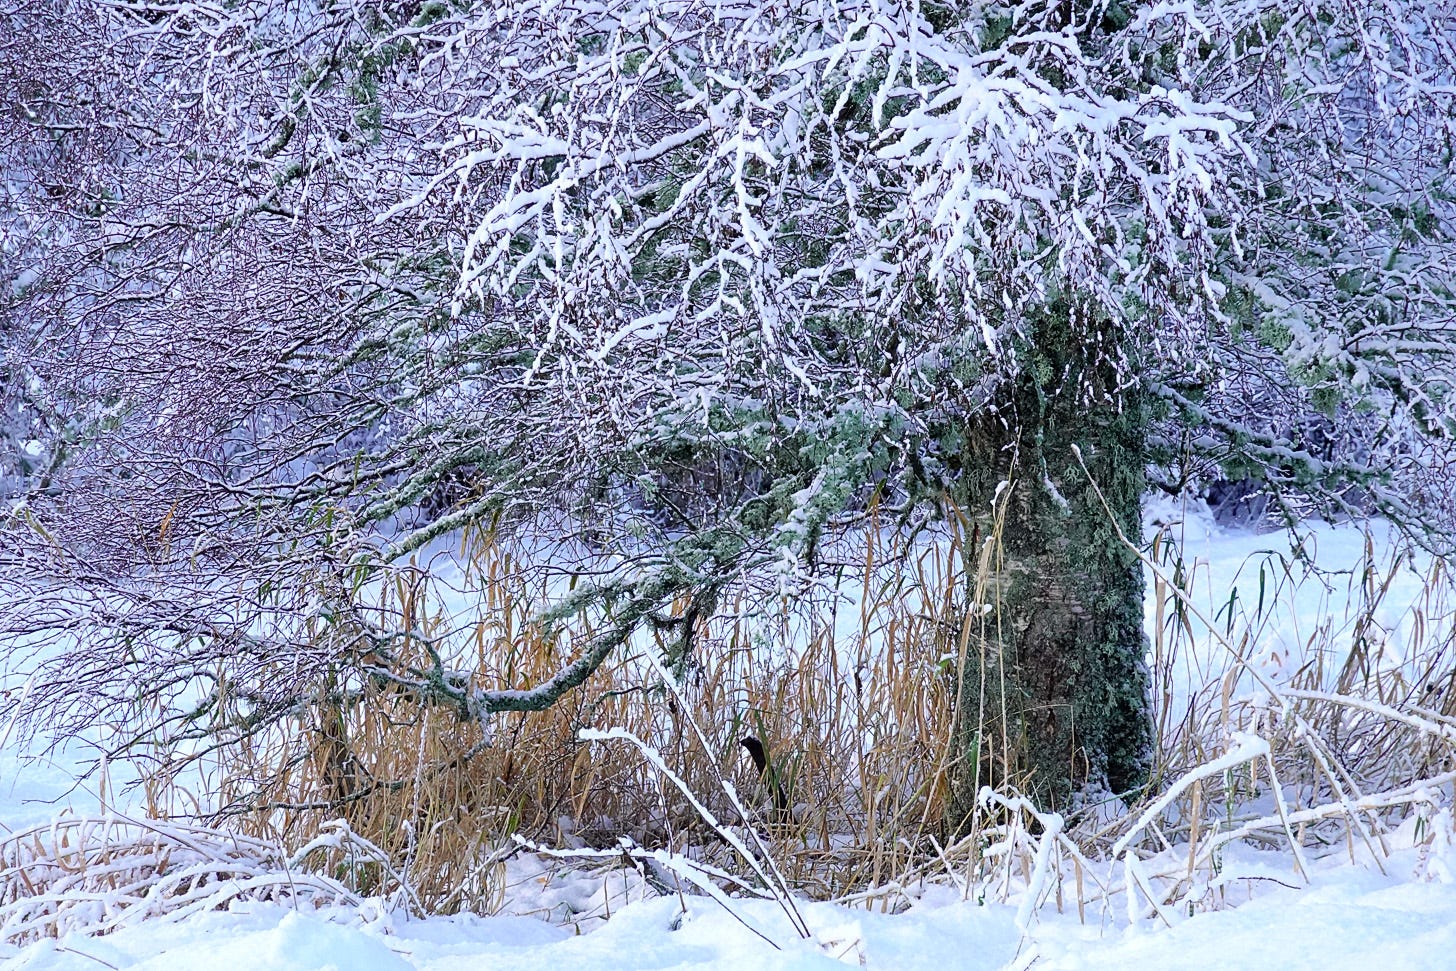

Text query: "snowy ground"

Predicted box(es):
[5, 510, 1456, 969]
[5, 838, 1455, 971]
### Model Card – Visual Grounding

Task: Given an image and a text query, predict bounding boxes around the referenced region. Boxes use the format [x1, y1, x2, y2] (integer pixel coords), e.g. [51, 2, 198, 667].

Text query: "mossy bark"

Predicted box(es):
[949, 303, 1152, 820]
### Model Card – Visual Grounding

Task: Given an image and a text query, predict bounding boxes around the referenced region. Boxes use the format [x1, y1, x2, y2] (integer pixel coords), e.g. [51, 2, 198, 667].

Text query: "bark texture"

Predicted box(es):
[950, 303, 1153, 820]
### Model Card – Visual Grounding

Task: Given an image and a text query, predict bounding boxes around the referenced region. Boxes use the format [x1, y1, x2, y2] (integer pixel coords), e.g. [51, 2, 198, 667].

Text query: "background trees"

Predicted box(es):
[2, 0, 1454, 818]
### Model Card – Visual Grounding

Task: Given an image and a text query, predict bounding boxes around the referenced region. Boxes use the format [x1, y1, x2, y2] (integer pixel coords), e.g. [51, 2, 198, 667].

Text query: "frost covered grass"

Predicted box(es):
[4, 810, 1456, 970]
[0, 816, 382, 944]
[1142, 507, 1456, 869]
[5, 509, 1456, 967]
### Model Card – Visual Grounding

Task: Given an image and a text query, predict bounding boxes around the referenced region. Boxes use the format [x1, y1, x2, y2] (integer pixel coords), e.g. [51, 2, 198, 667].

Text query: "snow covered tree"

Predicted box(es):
[2, 0, 1454, 816]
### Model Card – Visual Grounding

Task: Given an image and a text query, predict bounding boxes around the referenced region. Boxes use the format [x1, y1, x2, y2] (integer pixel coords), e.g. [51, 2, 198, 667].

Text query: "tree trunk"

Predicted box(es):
[949, 302, 1152, 821]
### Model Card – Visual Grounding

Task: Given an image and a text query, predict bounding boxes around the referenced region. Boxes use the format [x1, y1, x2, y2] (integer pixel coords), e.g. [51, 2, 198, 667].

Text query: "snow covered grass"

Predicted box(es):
[5, 507, 1456, 968]
[4, 817, 1456, 970]
[0, 816, 371, 945]
[1141, 505, 1456, 865]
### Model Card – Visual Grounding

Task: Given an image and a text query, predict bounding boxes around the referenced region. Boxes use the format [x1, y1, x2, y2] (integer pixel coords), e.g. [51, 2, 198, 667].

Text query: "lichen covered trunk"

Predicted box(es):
[950, 303, 1152, 820]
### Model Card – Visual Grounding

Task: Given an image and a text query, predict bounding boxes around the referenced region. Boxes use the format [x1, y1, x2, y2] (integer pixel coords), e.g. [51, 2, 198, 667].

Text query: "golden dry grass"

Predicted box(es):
[139, 509, 1456, 919]
[179, 513, 980, 912]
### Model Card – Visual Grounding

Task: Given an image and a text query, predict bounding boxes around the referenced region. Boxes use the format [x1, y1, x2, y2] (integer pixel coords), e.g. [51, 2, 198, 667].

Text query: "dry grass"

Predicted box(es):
[111, 507, 1456, 924]
[158, 514, 976, 913]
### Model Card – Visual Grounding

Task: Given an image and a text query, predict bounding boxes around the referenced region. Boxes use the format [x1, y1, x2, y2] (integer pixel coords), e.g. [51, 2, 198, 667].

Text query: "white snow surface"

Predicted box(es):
[4, 845, 1456, 970]
[5, 508, 1456, 969]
